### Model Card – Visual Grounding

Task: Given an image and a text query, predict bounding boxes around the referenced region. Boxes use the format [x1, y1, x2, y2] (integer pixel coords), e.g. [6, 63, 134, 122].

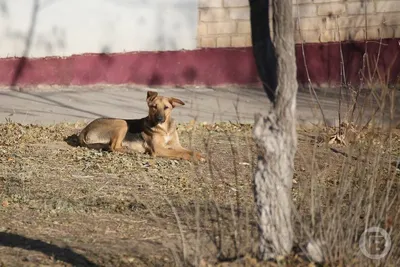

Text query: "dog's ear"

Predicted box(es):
[169, 97, 185, 108]
[147, 91, 158, 102]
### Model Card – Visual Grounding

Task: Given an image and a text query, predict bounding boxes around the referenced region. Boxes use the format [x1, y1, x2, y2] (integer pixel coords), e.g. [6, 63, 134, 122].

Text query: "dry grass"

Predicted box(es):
[0, 120, 399, 266]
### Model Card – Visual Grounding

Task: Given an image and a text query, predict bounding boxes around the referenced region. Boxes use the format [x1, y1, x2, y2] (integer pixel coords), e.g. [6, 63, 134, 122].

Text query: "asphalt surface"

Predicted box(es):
[0, 86, 398, 127]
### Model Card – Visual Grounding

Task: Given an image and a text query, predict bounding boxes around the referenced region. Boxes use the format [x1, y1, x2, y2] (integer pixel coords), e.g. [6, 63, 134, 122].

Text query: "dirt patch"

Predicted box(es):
[0, 122, 399, 266]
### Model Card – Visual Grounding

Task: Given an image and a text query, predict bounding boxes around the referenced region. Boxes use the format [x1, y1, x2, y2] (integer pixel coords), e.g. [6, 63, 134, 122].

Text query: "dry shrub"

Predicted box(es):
[293, 79, 400, 266]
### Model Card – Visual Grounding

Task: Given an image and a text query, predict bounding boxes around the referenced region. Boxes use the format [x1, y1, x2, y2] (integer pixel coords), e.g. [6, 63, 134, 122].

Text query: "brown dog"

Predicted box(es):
[78, 91, 205, 161]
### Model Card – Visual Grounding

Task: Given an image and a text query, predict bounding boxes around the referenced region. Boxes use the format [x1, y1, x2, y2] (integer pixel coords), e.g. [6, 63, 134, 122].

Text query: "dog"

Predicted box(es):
[78, 91, 205, 161]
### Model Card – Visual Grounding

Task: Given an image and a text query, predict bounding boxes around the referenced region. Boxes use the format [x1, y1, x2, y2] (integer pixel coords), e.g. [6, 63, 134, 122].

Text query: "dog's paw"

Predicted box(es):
[114, 148, 128, 153]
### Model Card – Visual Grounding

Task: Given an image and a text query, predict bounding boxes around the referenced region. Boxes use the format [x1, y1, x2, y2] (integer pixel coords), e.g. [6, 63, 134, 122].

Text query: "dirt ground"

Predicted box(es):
[0, 121, 399, 266]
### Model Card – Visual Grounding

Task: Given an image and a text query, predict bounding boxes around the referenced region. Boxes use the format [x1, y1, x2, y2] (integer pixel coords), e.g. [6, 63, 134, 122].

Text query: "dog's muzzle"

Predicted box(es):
[156, 115, 165, 123]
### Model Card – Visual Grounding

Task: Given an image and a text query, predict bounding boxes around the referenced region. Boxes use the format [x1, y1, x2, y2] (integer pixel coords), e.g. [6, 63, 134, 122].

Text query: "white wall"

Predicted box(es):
[0, 0, 198, 58]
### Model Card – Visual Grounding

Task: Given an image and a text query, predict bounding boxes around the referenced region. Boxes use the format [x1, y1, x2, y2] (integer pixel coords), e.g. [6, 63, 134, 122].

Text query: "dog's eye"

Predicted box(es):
[164, 106, 169, 110]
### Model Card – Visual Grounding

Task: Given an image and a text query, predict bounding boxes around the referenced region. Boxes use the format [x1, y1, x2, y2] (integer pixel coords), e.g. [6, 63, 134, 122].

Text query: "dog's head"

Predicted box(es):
[146, 91, 185, 124]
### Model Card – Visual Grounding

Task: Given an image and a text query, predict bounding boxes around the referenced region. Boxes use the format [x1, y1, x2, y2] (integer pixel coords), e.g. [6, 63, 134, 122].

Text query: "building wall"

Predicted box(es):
[1, 0, 399, 57]
[198, 0, 400, 48]
[0, 0, 398, 87]
[0, 0, 198, 58]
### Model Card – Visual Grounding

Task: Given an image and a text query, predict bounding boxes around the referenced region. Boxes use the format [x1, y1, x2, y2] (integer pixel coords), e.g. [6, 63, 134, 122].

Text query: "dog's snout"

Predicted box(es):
[156, 114, 165, 123]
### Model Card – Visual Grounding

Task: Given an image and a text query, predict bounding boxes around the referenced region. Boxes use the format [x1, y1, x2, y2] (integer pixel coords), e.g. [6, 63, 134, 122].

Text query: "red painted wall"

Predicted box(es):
[0, 38, 399, 88]
[296, 38, 400, 87]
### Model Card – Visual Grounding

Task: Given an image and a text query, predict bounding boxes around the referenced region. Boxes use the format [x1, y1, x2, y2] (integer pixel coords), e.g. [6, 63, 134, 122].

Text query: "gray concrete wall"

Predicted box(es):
[0, 0, 198, 58]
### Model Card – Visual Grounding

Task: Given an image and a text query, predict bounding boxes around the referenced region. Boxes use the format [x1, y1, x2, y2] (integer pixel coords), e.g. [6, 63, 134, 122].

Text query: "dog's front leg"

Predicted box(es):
[167, 131, 206, 161]
[153, 147, 192, 160]
[149, 133, 205, 161]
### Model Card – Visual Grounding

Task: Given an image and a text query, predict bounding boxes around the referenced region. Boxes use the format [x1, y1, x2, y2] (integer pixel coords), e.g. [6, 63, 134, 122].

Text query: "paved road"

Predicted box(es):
[0, 86, 397, 127]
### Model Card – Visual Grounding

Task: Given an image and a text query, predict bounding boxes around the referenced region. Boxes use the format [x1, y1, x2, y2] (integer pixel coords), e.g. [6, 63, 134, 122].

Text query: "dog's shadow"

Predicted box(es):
[64, 133, 80, 147]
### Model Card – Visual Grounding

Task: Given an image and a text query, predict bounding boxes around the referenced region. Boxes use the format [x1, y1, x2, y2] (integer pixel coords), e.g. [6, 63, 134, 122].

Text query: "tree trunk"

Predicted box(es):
[250, 0, 298, 260]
